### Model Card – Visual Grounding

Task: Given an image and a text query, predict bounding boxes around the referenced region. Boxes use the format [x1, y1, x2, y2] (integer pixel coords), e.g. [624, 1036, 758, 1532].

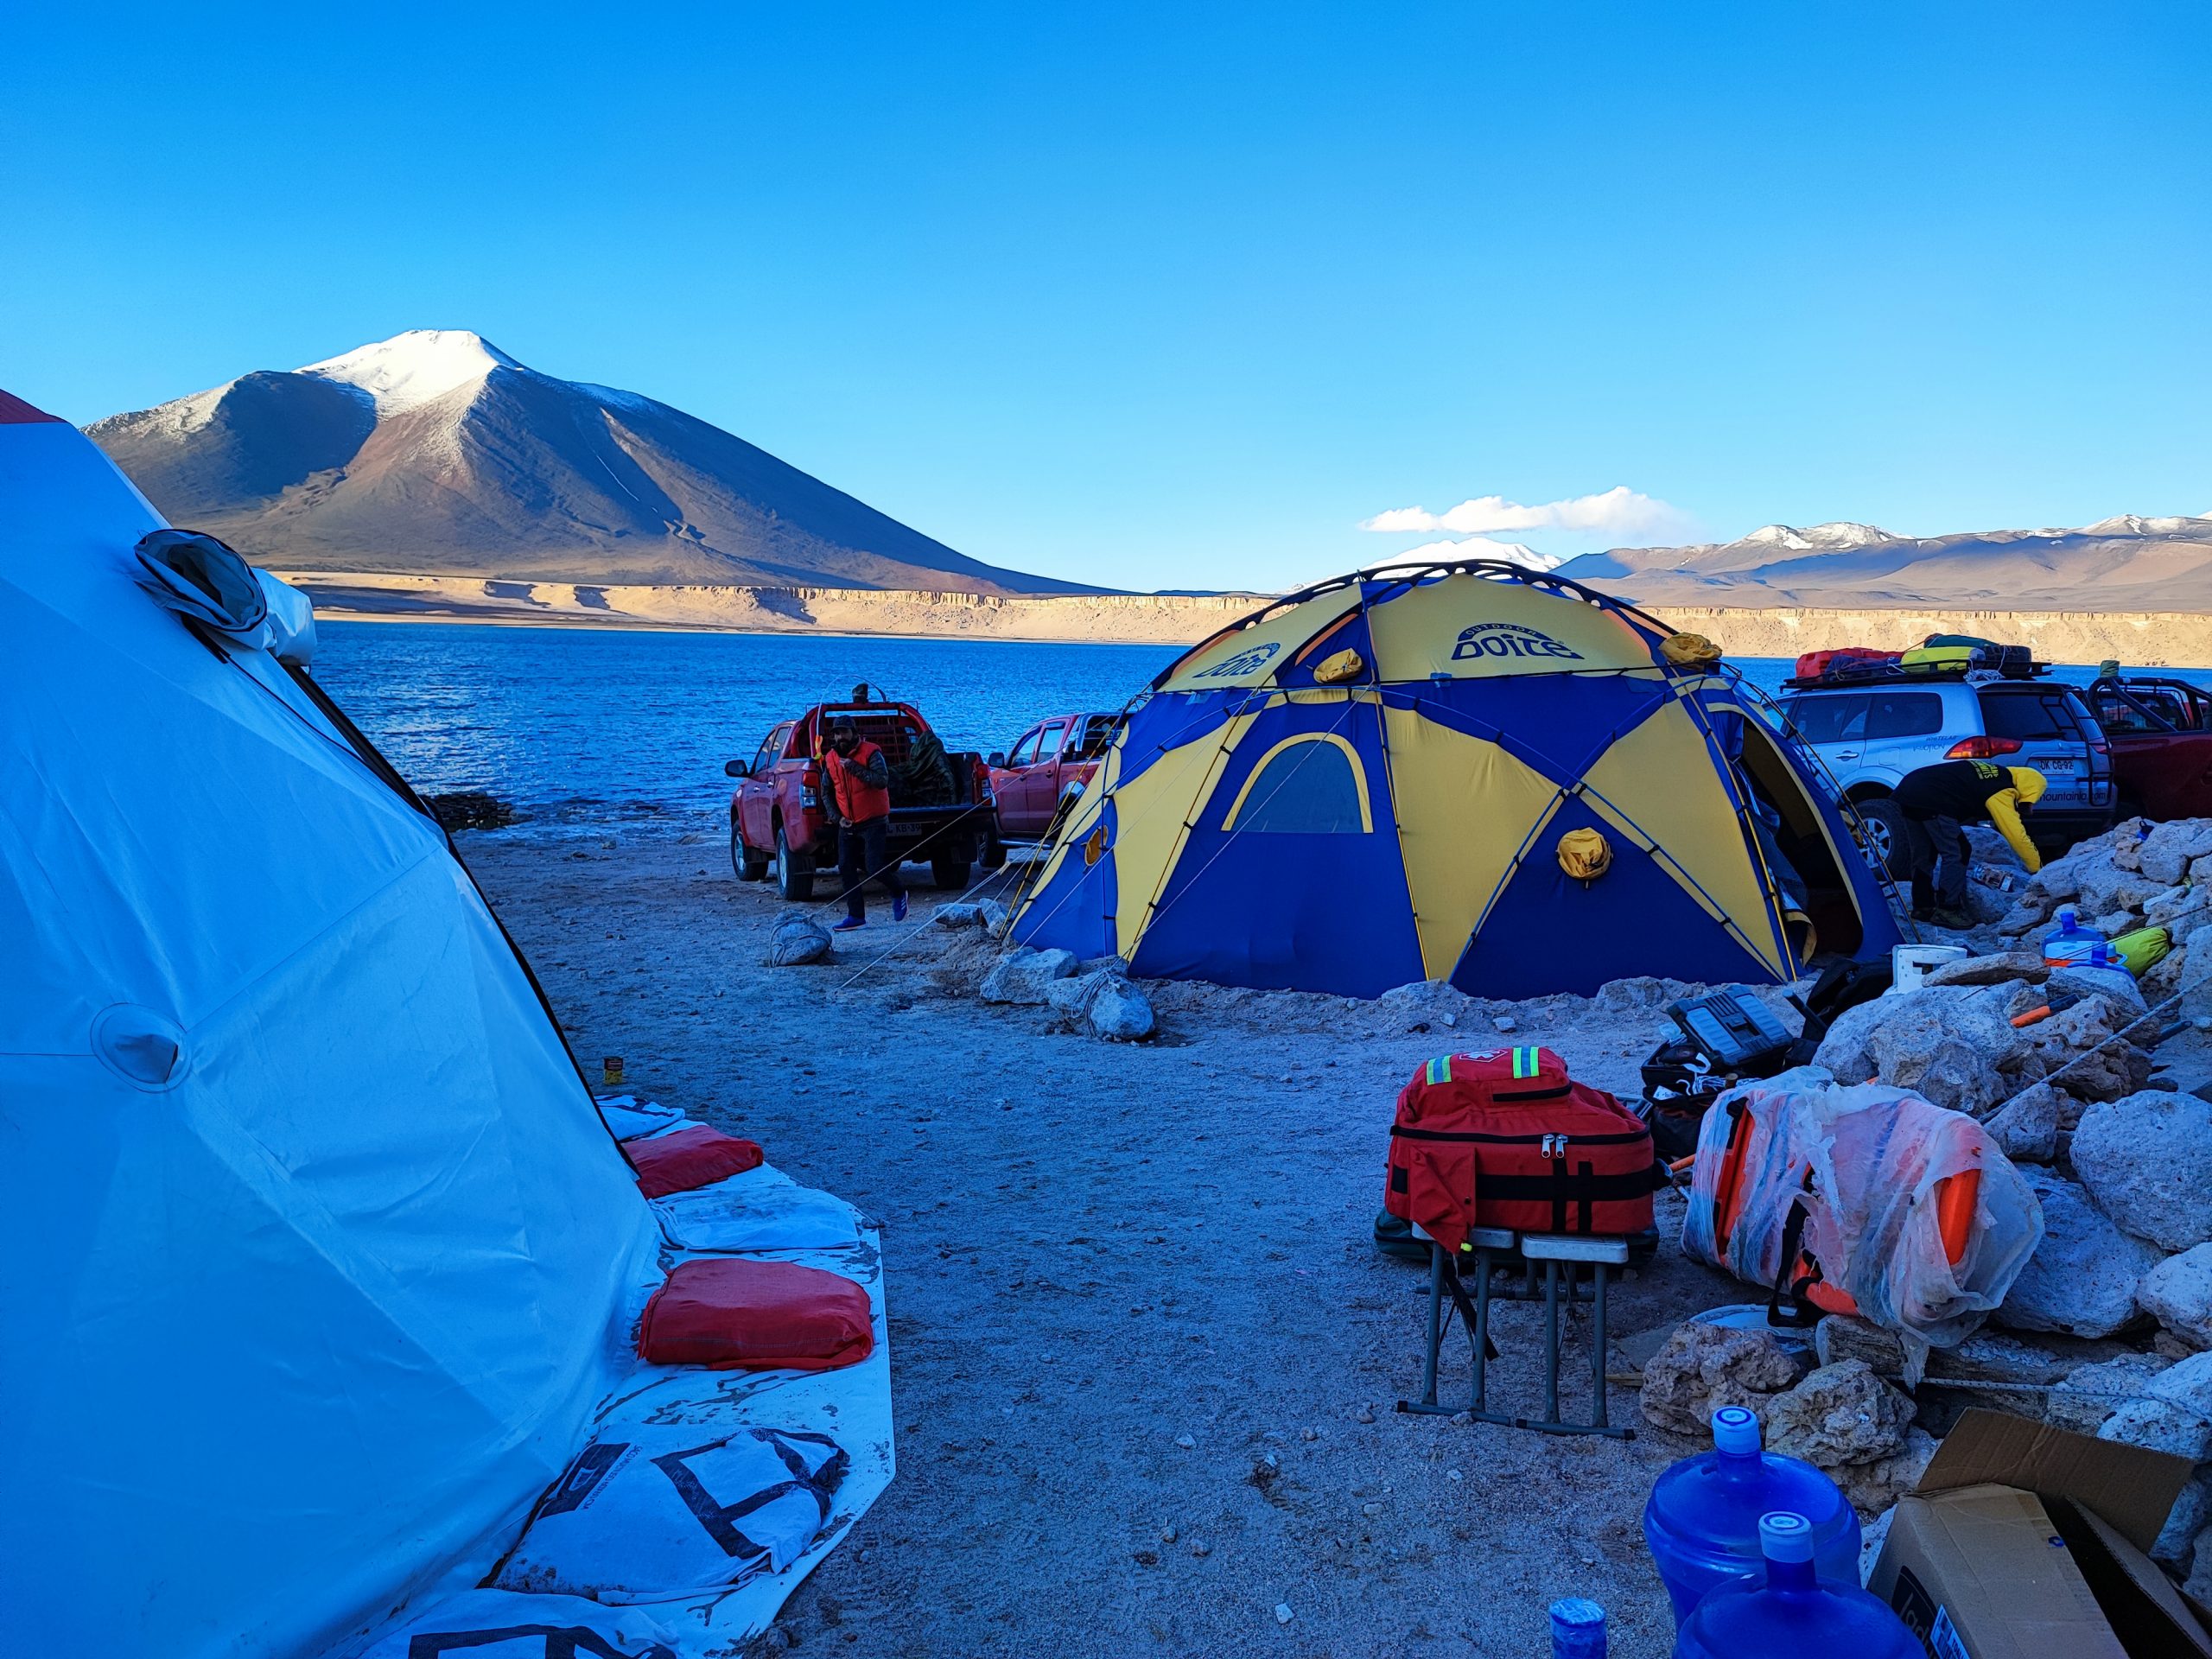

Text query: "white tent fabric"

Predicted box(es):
[0, 407, 664, 1657]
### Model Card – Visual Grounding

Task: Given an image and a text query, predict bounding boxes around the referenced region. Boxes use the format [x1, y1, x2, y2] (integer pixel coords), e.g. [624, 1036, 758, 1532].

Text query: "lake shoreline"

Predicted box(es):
[289, 571, 2212, 666]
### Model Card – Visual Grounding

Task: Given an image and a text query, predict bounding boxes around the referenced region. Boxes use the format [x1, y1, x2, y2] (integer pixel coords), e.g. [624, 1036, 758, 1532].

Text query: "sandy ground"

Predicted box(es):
[466, 824, 1765, 1659]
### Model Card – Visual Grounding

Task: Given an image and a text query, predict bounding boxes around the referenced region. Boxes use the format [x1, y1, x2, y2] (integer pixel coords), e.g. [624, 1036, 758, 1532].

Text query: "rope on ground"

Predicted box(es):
[829, 857, 1023, 993]
[1986, 982, 2187, 1115]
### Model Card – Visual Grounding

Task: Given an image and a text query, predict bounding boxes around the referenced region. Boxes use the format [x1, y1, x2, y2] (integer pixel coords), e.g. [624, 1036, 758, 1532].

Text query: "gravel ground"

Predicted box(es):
[465, 825, 1752, 1659]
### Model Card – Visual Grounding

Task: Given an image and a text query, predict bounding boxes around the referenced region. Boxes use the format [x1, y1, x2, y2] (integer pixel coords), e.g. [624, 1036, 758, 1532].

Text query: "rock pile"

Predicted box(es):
[1637, 1328, 1930, 1517]
[933, 899, 1010, 934]
[980, 945, 1157, 1042]
[1650, 821, 2212, 1590]
[1999, 816, 2209, 1016]
[1638, 1322, 1805, 1435]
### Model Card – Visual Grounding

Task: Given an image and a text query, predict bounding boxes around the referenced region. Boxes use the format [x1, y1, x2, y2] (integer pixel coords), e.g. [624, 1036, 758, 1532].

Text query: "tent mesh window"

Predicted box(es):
[1229, 736, 1368, 833]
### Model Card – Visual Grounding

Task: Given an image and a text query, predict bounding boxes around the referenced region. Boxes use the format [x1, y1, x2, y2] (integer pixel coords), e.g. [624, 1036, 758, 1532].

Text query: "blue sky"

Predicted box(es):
[6, 3, 2208, 592]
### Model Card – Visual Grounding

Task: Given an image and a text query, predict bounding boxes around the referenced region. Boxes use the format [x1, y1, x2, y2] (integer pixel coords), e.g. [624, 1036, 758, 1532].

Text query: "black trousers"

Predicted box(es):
[1902, 812, 1970, 915]
[836, 817, 904, 918]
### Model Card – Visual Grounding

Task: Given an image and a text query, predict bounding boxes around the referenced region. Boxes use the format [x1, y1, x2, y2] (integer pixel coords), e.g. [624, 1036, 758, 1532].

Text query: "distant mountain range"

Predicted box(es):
[88, 331, 1094, 594]
[1557, 515, 2212, 613]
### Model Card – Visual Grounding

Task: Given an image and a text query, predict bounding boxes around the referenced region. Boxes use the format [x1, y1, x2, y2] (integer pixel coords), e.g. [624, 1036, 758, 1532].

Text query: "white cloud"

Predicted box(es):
[1361, 486, 1682, 540]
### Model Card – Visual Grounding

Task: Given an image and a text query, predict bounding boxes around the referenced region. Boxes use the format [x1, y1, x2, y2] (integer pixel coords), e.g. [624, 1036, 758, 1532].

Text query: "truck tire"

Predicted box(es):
[931, 856, 971, 891]
[731, 823, 769, 882]
[774, 823, 814, 901]
[978, 833, 1007, 871]
[1856, 797, 1913, 880]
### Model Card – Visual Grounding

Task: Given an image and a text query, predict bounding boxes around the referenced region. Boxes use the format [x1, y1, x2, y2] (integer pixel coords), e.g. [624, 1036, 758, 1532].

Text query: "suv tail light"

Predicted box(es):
[1946, 735, 2024, 760]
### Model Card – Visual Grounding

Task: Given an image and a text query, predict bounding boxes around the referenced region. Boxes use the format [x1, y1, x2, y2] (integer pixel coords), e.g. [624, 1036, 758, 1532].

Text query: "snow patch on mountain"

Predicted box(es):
[2081, 512, 2209, 537]
[299, 330, 521, 412]
[130, 382, 234, 440]
[1738, 521, 1897, 550]
[575, 383, 655, 413]
[1391, 536, 1565, 571]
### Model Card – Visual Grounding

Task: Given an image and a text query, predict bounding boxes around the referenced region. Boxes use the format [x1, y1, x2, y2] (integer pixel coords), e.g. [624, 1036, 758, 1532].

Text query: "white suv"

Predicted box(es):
[1773, 677, 2116, 875]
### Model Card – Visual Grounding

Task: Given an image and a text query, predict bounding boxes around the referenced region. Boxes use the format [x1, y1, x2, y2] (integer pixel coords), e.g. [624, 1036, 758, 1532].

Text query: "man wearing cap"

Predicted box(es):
[1890, 760, 2048, 929]
[820, 715, 907, 931]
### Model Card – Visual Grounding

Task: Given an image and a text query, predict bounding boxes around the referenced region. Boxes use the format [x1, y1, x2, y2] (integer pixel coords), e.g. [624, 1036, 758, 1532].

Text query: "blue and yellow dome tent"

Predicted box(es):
[1010, 560, 1902, 999]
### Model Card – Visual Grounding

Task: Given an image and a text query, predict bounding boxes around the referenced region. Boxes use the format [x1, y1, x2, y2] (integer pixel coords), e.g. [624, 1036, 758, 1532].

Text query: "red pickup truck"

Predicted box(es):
[2086, 673, 2212, 821]
[989, 710, 1121, 842]
[725, 699, 1002, 899]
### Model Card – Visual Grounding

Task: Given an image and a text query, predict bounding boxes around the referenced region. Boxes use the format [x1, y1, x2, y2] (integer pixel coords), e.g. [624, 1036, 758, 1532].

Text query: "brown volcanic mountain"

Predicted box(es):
[88, 330, 1094, 594]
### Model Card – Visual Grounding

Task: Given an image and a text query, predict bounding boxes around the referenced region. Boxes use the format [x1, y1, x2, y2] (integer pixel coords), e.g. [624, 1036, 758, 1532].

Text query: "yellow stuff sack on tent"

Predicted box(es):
[1558, 827, 1611, 881]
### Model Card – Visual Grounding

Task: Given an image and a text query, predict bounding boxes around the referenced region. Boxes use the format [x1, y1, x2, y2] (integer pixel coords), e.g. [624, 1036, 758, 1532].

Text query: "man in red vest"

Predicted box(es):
[822, 716, 907, 930]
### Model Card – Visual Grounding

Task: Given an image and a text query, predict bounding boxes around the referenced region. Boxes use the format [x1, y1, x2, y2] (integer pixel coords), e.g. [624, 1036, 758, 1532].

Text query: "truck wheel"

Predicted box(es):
[731, 824, 769, 882]
[774, 824, 814, 900]
[978, 834, 1007, 871]
[931, 856, 971, 891]
[1856, 798, 1913, 879]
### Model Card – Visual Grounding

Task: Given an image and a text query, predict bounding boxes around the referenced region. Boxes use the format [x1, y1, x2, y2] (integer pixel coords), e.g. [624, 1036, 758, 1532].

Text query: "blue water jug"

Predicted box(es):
[2042, 906, 2109, 968]
[1643, 1405, 1861, 1628]
[1673, 1512, 1921, 1658]
[1548, 1597, 1605, 1658]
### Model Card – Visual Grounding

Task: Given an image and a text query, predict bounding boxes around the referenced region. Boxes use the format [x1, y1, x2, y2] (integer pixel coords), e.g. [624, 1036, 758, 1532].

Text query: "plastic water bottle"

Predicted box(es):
[1548, 1598, 1605, 1659]
[1643, 1406, 1861, 1629]
[1673, 1512, 1921, 1658]
[2054, 948, 2143, 1011]
[2041, 906, 2109, 968]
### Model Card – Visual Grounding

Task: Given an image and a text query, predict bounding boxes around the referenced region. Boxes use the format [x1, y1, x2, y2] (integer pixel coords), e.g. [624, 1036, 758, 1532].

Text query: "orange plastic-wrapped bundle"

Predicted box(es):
[1681, 1069, 2041, 1354]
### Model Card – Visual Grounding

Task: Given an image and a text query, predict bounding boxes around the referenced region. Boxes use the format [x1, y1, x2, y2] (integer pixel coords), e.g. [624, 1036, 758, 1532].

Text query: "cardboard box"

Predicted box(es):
[1867, 1408, 2212, 1659]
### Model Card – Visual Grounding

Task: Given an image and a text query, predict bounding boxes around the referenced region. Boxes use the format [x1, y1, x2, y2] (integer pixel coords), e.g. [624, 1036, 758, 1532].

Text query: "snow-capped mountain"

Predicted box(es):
[1554, 515, 2212, 612]
[1391, 536, 1567, 571]
[89, 330, 1094, 594]
[1735, 521, 1898, 553]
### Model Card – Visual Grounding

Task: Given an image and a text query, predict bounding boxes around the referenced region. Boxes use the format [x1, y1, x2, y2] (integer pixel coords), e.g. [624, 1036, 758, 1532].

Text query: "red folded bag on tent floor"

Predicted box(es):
[639, 1257, 874, 1371]
[629, 1125, 764, 1199]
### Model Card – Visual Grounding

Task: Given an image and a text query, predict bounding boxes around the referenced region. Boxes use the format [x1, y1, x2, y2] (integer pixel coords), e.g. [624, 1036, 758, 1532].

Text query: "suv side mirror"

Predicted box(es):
[724, 759, 750, 779]
[988, 752, 1007, 768]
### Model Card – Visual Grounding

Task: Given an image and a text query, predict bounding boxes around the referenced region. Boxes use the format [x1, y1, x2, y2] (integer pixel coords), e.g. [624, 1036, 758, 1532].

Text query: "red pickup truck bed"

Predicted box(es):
[726, 701, 1001, 900]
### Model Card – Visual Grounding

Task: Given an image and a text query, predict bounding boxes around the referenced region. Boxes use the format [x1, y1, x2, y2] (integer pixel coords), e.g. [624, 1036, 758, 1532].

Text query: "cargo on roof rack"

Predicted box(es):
[1786, 653, 2048, 691]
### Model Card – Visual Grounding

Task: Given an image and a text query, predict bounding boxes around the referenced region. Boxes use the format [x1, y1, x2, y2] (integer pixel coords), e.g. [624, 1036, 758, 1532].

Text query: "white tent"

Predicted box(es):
[0, 396, 663, 1656]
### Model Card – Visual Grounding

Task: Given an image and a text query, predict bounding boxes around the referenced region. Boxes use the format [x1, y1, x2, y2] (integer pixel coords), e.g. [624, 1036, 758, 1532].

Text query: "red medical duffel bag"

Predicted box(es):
[1383, 1046, 1660, 1255]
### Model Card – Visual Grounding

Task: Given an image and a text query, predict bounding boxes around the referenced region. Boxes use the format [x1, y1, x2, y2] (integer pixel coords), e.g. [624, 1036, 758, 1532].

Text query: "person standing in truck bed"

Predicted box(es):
[822, 715, 908, 931]
[1891, 759, 2047, 928]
